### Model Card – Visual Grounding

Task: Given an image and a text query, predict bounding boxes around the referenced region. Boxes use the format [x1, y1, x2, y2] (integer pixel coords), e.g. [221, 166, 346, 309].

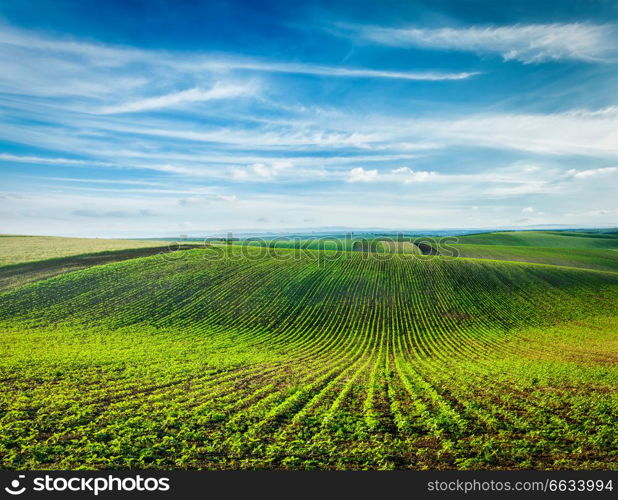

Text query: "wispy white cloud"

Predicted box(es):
[391, 167, 438, 183]
[178, 194, 238, 206]
[359, 107, 618, 158]
[134, 164, 217, 177]
[0, 26, 146, 97]
[40, 176, 165, 187]
[0, 23, 476, 104]
[98, 83, 255, 114]
[0, 25, 140, 66]
[231, 161, 293, 181]
[345, 166, 441, 185]
[585, 208, 618, 216]
[567, 166, 618, 178]
[346, 23, 616, 63]
[347, 167, 378, 182]
[484, 181, 553, 197]
[195, 59, 478, 81]
[71, 121, 380, 150]
[72, 208, 159, 218]
[341, 162, 571, 199]
[3, 100, 618, 170]
[0, 153, 97, 165]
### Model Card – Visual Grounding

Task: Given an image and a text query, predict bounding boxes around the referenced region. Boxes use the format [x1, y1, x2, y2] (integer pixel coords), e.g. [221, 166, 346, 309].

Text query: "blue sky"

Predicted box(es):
[1, 0, 617, 237]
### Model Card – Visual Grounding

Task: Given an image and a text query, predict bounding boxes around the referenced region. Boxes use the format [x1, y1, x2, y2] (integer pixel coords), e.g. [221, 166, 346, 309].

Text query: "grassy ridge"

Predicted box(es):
[0, 244, 203, 294]
[240, 238, 427, 254]
[237, 232, 618, 271]
[0, 235, 172, 266]
[452, 245, 618, 273]
[1, 247, 616, 469]
[452, 231, 618, 249]
[240, 238, 390, 252]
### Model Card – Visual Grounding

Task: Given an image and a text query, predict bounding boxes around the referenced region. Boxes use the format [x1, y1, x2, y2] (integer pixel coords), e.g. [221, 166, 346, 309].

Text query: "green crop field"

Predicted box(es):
[444, 231, 618, 272]
[1, 239, 617, 470]
[0, 237, 201, 294]
[451, 245, 618, 273]
[451, 231, 618, 250]
[0, 236, 173, 266]
[241, 237, 389, 252]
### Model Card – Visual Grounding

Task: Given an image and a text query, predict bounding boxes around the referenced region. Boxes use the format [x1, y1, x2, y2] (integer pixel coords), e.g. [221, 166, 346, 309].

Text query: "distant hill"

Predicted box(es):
[452, 230, 618, 250]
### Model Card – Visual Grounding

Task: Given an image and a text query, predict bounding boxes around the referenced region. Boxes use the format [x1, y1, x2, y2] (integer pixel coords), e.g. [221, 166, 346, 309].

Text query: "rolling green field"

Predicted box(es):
[447, 231, 618, 271]
[451, 245, 618, 273]
[238, 230, 618, 251]
[241, 237, 395, 252]
[1, 237, 617, 470]
[452, 230, 618, 250]
[0, 244, 202, 294]
[0, 235, 173, 266]
[237, 231, 618, 271]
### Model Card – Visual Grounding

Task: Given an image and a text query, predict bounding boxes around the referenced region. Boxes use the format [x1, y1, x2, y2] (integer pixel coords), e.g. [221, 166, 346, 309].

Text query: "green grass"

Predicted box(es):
[241, 237, 381, 252]
[1, 247, 616, 470]
[452, 231, 618, 250]
[241, 237, 426, 254]
[379, 240, 423, 254]
[0, 235, 172, 266]
[237, 232, 618, 272]
[0, 244, 204, 294]
[451, 244, 618, 273]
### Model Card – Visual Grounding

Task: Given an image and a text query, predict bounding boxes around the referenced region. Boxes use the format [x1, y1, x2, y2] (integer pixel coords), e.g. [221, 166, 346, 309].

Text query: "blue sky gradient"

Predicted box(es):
[1, 0, 617, 237]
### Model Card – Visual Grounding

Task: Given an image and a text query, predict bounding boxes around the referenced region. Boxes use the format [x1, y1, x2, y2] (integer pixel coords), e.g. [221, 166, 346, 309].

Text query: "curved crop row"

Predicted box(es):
[0, 247, 616, 469]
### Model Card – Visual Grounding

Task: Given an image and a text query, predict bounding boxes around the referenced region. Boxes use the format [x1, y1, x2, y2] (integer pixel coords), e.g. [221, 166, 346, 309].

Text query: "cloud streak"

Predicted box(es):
[98, 83, 255, 114]
[567, 166, 618, 178]
[0, 23, 477, 103]
[347, 23, 616, 63]
[231, 161, 294, 181]
[0, 153, 93, 165]
[196, 59, 478, 81]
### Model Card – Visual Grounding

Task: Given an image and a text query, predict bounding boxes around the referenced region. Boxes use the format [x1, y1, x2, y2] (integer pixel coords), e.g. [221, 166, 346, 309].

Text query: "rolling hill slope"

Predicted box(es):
[451, 245, 618, 273]
[0, 235, 173, 266]
[0, 244, 203, 294]
[234, 231, 618, 272]
[1, 247, 616, 469]
[452, 231, 618, 249]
